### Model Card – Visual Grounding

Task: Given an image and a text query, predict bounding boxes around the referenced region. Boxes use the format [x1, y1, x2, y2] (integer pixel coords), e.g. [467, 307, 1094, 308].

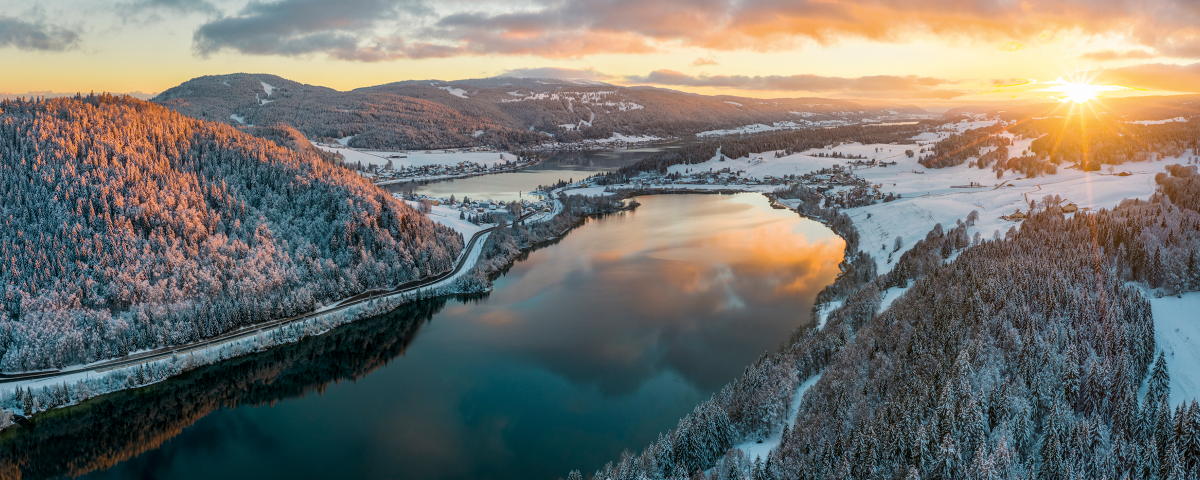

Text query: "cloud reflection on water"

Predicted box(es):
[449, 193, 844, 394]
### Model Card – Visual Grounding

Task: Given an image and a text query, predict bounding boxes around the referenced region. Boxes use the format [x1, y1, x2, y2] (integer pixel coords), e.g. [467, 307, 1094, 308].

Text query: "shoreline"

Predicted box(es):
[0, 210, 547, 426]
[0, 189, 646, 427]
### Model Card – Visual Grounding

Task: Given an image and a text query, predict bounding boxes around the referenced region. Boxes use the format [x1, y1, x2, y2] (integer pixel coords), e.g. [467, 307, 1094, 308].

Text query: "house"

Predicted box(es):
[1062, 203, 1078, 213]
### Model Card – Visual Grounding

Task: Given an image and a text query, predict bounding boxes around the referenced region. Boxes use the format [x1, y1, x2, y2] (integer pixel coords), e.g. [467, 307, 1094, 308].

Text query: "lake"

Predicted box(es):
[2, 194, 844, 480]
[388, 144, 688, 202]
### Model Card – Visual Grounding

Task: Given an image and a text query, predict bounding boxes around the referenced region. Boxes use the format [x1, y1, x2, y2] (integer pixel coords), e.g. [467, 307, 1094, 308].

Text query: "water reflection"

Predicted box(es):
[463, 194, 845, 395]
[389, 144, 688, 202]
[4, 193, 843, 480]
[0, 299, 448, 479]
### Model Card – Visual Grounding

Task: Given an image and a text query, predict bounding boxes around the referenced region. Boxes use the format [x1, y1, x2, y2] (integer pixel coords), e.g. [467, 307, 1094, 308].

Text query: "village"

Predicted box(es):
[310, 142, 542, 185]
[397, 191, 557, 231]
[364, 157, 538, 185]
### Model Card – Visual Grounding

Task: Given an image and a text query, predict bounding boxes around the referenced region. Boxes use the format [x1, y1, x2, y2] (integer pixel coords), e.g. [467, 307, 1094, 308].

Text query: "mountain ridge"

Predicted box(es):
[154, 73, 933, 151]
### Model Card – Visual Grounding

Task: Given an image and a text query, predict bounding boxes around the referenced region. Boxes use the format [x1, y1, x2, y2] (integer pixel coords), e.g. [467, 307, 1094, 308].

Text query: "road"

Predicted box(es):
[0, 210, 536, 385]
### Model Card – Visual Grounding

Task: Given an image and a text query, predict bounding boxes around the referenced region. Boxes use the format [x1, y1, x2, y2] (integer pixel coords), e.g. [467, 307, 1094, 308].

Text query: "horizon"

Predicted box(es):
[3, 0, 1200, 106]
[6, 72, 1198, 113]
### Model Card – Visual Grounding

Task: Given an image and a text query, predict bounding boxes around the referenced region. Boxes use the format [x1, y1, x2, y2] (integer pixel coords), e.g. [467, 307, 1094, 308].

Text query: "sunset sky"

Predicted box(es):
[3, 0, 1200, 105]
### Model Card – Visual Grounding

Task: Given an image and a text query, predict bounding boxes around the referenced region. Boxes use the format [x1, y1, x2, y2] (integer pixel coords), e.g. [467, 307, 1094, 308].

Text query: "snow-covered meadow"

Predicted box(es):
[1147, 291, 1200, 407]
[660, 122, 1173, 275]
[313, 143, 518, 170]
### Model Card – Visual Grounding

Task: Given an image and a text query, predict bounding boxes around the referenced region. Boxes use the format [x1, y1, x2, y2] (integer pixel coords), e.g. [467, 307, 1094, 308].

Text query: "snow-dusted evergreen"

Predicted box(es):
[0, 95, 463, 371]
[579, 163, 1200, 479]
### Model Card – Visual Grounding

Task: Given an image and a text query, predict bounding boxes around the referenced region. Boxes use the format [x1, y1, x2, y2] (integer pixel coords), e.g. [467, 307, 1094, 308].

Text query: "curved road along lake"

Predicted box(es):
[2, 194, 844, 480]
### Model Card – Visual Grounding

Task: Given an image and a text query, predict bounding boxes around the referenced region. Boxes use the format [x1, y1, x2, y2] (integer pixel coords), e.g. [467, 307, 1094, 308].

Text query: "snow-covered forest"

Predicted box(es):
[919, 117, 1198, 174]
[575, 161, 1200, 479]
[154, 74, 929, 151]
[0, 95, 463, 371]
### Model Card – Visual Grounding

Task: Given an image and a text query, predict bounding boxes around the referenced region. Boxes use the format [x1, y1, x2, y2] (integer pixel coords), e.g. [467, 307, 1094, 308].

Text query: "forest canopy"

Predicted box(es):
[0, 94, 464, 371]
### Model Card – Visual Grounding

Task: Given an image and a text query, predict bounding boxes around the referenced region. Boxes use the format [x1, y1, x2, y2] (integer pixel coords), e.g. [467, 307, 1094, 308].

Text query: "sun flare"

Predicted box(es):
[1044, 75, 1125, 103]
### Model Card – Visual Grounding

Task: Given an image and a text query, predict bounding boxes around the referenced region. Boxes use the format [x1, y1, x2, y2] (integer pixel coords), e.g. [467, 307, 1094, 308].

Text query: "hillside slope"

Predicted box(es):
[0, 95, 464, 371]
[154, 74, 930, 150]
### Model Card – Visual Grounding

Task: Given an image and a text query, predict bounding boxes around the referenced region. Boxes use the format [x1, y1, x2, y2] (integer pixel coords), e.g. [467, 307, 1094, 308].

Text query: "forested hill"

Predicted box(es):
[943, 94, 1200, 123]
[0, 95, 464, 371]
[153, 73, 929, 150]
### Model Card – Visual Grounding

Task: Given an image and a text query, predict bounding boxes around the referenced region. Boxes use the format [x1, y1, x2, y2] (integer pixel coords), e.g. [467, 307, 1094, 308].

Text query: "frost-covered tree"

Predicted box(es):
[0, 95, 464, 369]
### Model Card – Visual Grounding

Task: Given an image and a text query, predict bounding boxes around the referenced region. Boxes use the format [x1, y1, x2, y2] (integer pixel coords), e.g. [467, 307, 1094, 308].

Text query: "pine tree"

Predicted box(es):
[1150, 353, 1171, 405]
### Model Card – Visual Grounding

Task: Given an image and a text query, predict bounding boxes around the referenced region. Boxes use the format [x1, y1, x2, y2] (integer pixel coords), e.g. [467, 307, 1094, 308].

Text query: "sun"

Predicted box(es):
[1044, 75, 1125, 104]
[1057, 81, 1103, 103]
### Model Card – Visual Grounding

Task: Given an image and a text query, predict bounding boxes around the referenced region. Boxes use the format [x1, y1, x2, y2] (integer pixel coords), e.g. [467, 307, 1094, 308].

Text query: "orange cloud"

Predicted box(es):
[624, 69, 970, 99]
[1080, 49, 1158, 61]
[1094, 62, 1200, 93]
[188, 0, 1200, 62]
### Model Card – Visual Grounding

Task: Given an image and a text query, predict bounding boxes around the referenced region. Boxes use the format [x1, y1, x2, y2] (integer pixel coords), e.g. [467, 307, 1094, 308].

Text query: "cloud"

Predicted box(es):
[419, 0, 1200, 58]
[990, 78, 1033, 87]
[192, 0, 438, 60]
[499, 67, 614, 80]
[0, 16, 81, 51]
[1079, 49, 1157, 61]
[691, 57, 718, 66]
[119, 0, 220, 17]
[187, 0, 1200, 63]
[1094, 62, 1200, 93]
[624, 69, 968, 99]
[424, 13, 657, 58]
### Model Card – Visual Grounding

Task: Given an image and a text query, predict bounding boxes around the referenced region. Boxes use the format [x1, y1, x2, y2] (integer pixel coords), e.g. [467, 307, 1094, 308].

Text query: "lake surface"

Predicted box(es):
[3, 194, 844, 480]
[388, 144, 688, 202]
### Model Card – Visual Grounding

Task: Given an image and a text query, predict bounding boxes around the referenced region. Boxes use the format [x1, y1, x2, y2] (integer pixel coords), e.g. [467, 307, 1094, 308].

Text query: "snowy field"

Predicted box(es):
[554, 116, 1188, 279]
[403, 201, 483, 238]
[1147, 291, 1200, 407]
[313, 143, 517, 169]
[662, 126, 1176, 275]
[1130, 116, 1194, 125]
[697, 120, 841, 137]
[586, 133, 662, 144]
[531, 132, 665, 150]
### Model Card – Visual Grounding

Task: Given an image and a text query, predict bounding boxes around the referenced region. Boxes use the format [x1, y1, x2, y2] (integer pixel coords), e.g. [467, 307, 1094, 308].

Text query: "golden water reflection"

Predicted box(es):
[452, 193, 844, 394]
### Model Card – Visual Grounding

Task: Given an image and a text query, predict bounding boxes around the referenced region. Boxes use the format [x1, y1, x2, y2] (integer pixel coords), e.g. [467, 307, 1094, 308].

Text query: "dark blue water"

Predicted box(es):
[4, 194, 843, 480]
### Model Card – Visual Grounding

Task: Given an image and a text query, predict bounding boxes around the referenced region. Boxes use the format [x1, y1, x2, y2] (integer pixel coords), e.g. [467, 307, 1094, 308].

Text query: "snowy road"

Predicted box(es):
[0, 210, 536, 385]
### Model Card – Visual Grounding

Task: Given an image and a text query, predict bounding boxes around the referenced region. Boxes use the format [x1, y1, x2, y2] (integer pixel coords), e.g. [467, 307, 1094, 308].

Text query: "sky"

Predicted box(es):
[2, 0, 1200, 106]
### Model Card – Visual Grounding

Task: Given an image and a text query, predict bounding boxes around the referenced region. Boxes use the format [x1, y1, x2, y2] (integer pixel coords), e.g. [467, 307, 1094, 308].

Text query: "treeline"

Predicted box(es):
[238, 124, 345, 166]
[919, 125, 1008, 169]
[0, 95, 463, 370]
[1160, 164, 1200, 212]
[579, 163, 1200, 479]
[1009, 117, 1199, 171]
[596, 124, 930, 182]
